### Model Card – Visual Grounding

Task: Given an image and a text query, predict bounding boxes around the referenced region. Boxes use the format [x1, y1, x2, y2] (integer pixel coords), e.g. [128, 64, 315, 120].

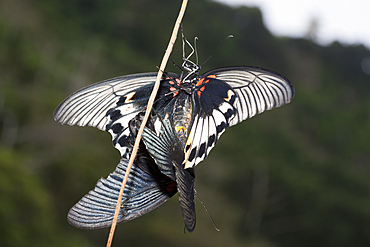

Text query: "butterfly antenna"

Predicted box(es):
[194, 37, 199, 65]
[155, 65, 164, 73]
[195, 193, 220, 231]
[169, 57, 183, 72]
[173, 41, 182, 58]
[155, 66, 171, 79]
[201, 34, 233, 67]
[181, 23, 186, 59]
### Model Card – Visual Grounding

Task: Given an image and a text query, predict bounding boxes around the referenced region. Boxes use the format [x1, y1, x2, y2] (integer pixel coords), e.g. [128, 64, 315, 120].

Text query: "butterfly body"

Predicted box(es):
[141, 117, 197, 232]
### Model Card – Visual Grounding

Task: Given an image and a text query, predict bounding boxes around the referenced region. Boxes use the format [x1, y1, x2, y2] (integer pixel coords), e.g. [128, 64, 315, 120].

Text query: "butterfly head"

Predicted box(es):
[182, 59, 201, 84]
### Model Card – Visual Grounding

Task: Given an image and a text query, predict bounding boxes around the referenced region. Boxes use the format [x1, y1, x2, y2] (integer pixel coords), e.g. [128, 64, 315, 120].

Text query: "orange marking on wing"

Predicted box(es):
[204, 79, 209, 84]
[168, 80, 175, 85]
[124, 92, 136, 103]
[170, 86, 179, 97]
[200, 86, 205, 91]
[207, 74, 217, 78]
[197, 91, 201, 98]
[175, 78, 181, 86]
[224, 90, 235, 101]
[196, 78, 205, 87]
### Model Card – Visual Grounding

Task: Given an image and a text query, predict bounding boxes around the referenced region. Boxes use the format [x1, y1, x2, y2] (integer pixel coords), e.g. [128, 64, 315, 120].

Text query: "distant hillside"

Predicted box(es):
[0, 0, 369, 246]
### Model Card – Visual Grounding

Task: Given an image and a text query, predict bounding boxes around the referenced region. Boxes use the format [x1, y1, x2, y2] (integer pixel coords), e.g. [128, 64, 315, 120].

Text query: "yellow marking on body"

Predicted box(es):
[175, 126, 186, 133]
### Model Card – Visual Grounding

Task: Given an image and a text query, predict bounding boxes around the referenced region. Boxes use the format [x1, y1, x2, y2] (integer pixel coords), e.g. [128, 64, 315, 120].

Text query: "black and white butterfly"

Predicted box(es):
[54, 35, 294, 232]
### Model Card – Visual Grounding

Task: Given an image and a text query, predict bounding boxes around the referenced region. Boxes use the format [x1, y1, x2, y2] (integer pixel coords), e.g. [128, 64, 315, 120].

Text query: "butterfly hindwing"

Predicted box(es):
[67, 158, 177, 229]
[142, 118, 196, 232]
[183, 75, 236, 168]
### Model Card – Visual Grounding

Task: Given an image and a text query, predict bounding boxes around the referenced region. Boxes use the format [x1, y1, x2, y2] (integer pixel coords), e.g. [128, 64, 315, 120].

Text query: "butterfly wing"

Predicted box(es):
[67, 158, 177, 229]
[142, 118, 196, 232]
[205, 66, 295, 125]
[54, 72, 178, 158]
[183, 66, 295, 168]
[54, 73, 160, 129]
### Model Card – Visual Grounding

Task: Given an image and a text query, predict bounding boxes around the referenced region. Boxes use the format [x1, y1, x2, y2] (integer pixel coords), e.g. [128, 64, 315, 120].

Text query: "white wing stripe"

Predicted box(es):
[54, 73, 159, 130]
[209, 67, 294, 127]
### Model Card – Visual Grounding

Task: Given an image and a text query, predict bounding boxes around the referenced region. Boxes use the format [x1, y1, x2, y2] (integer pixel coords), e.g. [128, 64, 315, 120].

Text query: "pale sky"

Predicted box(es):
[215, 0, 370, 48]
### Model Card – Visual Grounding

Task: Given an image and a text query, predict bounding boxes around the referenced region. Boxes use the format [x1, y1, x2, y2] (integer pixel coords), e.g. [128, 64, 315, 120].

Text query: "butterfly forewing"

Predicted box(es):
[54, 72, 180, 158]
[53, 73, 161, 129]
[203, 66, 295, 126]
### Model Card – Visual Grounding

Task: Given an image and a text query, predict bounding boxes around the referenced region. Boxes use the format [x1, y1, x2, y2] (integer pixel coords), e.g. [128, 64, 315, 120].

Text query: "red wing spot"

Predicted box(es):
[175, 78, 181, 86]
[167, 182, 177, 192]
[200, 86, 205, 91]
[204, 79, 209, 84]
[169, 80, 175, 85]
[196, 78, 205, 87]
[197, 91, 201, 98]
[207, 74, 217, 78]
[170, 87, 178, 97]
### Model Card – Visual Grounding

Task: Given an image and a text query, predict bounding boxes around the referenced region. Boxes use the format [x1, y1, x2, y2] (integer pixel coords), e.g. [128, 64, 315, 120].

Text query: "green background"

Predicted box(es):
[1, 0, 370, 246]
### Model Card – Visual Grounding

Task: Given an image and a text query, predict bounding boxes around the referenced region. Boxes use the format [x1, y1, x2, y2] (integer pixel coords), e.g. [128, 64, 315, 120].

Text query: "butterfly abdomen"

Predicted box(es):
[171, 93, 192, 145]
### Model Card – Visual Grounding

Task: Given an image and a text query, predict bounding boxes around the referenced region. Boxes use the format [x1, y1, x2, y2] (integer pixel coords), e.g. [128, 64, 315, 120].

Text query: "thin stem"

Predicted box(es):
[106, 1, 188, 246]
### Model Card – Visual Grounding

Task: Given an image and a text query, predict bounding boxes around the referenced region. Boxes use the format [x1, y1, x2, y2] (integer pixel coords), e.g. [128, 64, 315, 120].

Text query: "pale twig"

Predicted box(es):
[106, 1, 188, 246]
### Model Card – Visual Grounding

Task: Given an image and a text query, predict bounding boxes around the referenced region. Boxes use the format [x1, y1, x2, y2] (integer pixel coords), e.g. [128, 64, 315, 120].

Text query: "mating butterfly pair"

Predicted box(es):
[54, 36, 294, 232]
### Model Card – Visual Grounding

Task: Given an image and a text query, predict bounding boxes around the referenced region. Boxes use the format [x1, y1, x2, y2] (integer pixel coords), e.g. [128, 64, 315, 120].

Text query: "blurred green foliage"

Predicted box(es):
[0, 0, 370, 246]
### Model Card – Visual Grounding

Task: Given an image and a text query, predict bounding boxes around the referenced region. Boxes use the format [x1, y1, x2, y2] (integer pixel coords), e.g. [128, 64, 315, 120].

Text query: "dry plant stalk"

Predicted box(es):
[106, 0, 188, 246]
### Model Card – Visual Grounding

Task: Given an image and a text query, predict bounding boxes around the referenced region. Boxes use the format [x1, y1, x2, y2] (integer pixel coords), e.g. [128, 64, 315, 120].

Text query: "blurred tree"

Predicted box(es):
[0, 0, 369, 246]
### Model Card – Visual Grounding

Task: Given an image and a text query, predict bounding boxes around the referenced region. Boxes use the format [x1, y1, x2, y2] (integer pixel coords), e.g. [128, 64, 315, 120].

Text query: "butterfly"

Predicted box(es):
[54, 36, 295, 232]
